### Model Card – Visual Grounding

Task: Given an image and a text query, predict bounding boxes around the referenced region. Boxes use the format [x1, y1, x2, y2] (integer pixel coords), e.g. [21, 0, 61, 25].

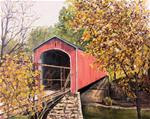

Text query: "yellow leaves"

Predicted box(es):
[69, 0, 150, 100]
[82, 30, 91, 41]
[135, 4, 140, 13]
[0, 52, 44, 117]
[135, 0, 147, 7]
[0, 79, 2, 83]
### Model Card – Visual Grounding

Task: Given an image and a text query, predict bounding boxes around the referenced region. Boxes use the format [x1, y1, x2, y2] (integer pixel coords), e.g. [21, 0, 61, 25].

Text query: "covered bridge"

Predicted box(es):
[34, 37, 107, 93]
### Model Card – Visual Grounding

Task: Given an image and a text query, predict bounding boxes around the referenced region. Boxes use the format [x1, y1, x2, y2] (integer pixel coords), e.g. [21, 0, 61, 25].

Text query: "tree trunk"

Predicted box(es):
[136, 90, 142, 119]
[0, 39, 4, 62]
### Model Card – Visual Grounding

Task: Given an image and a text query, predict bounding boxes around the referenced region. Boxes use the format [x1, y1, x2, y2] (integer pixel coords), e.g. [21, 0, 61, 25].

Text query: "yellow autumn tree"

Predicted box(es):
[69, 0, 150, 119]
[0, 53, 44, 118]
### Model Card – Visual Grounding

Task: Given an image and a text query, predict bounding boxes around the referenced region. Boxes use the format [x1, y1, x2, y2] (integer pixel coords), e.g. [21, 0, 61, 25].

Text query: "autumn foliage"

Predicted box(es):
[0, 53, 44, 118]
[69, 0, 150, 119]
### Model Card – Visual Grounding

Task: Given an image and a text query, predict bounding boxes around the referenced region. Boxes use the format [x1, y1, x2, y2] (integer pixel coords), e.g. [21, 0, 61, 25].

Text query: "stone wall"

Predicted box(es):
[47, 93, 83, 119]
[80, 77, 109, 103]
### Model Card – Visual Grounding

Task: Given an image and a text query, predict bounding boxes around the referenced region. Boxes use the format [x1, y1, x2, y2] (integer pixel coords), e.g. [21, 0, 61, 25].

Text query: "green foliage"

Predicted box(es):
[55, 7, 84, 45]
[27, 6, 83, 53]
[27, 27, 54, 52]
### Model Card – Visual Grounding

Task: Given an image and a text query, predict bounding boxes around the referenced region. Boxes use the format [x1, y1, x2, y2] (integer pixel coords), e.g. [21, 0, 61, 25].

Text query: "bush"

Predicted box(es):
[0, 53, 44, 118]
[103, 97, 112, 106]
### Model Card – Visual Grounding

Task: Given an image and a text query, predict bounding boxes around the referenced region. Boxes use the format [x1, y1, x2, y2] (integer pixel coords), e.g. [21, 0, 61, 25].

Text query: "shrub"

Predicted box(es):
[0, 53, 44, 118]
[103, 97, 112, 106]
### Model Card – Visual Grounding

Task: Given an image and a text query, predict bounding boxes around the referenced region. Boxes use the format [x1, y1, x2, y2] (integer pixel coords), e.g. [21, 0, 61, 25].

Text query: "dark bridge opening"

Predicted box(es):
[41, 50, 70, 90]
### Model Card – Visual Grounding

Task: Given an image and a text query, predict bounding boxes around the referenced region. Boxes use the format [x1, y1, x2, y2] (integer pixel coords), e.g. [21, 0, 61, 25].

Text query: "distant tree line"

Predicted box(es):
[26, 7, 84, 53]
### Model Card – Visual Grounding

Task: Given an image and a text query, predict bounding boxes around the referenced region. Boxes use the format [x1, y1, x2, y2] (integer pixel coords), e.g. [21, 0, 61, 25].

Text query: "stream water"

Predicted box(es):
[82, 104, 150, 119]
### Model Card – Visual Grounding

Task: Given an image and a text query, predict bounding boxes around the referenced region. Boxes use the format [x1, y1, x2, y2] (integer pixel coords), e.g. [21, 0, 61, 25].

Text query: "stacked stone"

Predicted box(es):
[47, 93, 83, 119]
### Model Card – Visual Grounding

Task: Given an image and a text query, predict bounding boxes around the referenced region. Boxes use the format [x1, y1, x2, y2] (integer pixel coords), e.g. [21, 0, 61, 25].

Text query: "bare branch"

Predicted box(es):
[0, 0, 37, 60]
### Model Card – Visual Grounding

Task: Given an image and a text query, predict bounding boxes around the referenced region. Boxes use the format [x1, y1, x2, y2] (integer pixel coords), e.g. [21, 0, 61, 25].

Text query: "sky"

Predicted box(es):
[1, 0, 150, 27]
[31, 0, 66, 27]
[32, 0, 150, 27]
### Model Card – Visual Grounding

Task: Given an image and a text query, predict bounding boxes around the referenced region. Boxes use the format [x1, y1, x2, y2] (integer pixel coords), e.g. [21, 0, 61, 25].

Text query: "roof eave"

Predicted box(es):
[33, 36, 84, 51]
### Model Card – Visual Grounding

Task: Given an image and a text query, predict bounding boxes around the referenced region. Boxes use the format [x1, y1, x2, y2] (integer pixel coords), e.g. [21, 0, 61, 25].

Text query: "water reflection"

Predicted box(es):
[82, 104, 150, 119]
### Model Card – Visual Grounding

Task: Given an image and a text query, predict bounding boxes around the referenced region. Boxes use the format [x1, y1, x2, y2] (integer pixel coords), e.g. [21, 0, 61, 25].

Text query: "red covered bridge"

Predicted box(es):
[34, 37, 107, 93]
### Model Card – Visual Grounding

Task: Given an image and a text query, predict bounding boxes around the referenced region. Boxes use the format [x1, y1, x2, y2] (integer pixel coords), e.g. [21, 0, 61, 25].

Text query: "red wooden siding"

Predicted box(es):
[34, 37, 107, 93]
[77, 50, 107, 90]
[34, 38, 77, 93]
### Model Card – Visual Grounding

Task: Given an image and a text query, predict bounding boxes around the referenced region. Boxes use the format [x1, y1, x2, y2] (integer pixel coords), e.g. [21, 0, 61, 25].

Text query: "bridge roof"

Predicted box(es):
[33, 36, 84, 51]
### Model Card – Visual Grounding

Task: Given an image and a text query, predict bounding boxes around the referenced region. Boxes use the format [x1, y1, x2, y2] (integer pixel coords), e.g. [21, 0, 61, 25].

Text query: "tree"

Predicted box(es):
[0, 0, 36, 61]
[69, 0, 150, 119]
[27, 6, 83, 52]
[54, 7, 84, 45]
[0, 53, 44, 118]
[27, 26, 54, 52]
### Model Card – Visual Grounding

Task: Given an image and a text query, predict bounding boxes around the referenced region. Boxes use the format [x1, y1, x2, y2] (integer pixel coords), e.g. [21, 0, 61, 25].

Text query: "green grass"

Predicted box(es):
[82, 105, 150, 119]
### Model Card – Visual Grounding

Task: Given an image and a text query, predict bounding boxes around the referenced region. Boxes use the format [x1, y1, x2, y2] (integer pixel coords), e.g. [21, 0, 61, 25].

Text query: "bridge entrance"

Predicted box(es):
[40, 50, 70, 90]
